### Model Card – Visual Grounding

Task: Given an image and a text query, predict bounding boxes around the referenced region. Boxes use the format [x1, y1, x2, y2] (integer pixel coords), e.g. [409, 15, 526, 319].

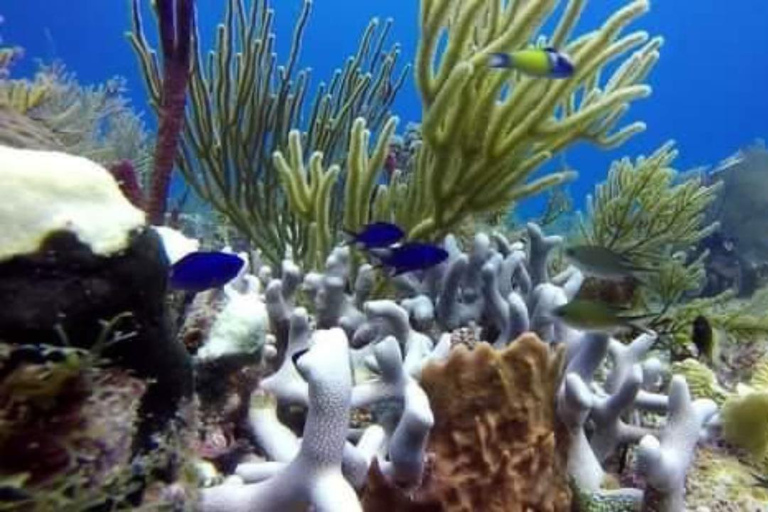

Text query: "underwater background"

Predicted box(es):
[4, 0, 767, 213]
[5, 0, 768, 510]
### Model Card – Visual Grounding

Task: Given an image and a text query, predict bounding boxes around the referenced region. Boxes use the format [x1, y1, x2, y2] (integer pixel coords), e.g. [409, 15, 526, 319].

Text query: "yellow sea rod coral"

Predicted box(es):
[384, 0, 663, 241]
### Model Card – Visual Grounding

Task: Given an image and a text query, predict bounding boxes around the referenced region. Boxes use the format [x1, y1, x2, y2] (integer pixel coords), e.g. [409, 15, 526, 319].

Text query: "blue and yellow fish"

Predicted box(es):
[488, 47, 575, 79]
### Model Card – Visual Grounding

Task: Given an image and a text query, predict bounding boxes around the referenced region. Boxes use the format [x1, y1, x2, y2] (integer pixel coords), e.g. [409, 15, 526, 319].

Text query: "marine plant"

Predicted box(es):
[388, 0, 662, 241]
[130, 0, 407, 266]
[273, 0, 663, 270]
[0, 54, 154, 179]
[579, 141, 720, 265]
[128, 0, 193, 226]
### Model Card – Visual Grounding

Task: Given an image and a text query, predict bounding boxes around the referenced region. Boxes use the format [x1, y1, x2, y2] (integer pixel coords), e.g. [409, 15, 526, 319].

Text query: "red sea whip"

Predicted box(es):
[142, 0, 193, 225]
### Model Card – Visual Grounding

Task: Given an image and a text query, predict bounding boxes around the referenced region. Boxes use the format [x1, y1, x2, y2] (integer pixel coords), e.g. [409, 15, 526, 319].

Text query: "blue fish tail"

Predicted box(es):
[488, 52, 513, 68]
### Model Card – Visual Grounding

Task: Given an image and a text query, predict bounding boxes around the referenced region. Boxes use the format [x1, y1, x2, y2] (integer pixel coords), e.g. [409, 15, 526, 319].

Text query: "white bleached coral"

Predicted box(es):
[200, 328, 362, 512]
[196, 277, 269, 361]
[0, 145, 145, 261]
[191, 221, 718, 511]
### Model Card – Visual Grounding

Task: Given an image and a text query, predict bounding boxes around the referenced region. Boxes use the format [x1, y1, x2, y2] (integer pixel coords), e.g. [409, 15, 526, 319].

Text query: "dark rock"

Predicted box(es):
[0, 227, 193, 450]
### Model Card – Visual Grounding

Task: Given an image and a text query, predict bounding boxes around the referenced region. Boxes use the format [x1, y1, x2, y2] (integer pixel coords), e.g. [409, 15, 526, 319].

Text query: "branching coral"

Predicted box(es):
[558, 329, 718, 511]
[128, 0, 193, 225]
[165, 214, 728, 510]
[381, 0, 662, 241]
[130, 0, 408, 265]
[579, 141, 720, 263]
[274, 116, 398, 269]
[0, 59, 154, 178]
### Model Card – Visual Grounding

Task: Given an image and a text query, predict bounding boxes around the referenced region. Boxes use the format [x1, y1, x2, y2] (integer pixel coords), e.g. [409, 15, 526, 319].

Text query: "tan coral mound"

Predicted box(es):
[363, 334, 570, 511]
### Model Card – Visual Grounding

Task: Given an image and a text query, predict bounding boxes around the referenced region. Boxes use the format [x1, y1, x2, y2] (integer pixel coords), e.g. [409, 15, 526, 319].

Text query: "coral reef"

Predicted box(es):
[0, 146, 192, 452]
[130, 0, 407, 264]
[169, 217, 726, 511]
[391, 0, 661, 241]
[5, 0, 759, 509]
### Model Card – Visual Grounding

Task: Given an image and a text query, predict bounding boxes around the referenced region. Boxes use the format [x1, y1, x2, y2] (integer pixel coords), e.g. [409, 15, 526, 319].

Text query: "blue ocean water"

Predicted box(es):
[2, 0, 767, 215]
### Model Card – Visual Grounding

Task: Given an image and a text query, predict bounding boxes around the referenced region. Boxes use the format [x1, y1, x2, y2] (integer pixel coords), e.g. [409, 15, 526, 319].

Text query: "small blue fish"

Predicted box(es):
[488, 47, 574, 79]
[377, 242, 449, 276]
[343, 222, 405, 249]
[169, 251, 244, 292]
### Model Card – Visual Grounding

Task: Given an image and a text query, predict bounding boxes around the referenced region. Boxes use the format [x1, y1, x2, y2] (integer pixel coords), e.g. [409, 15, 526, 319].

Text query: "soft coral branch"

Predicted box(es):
[145, 0, 193, 225]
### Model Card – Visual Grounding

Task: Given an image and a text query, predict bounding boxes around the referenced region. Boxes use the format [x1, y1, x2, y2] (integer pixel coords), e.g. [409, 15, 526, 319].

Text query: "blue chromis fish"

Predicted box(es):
[376, 242, 449, 276]
[552, 299, 656, 334]
[488, 47, 575, 79]
[564, 245, 655, 282]
[169, 251, 244, 292]
[343, 222, 405, 249]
